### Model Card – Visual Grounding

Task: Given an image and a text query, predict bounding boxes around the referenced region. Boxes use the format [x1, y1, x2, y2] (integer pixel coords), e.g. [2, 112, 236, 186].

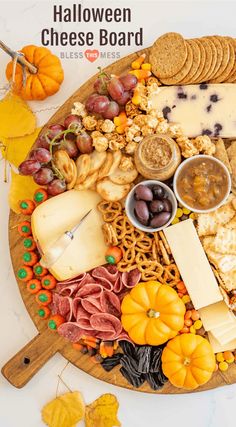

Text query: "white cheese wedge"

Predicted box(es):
[164, 220, 222, 309]
[149, 83, 236, 138]
[198, 302, 234, 331]
[31, 189, 107, 281]
[208, 332, 236, 353]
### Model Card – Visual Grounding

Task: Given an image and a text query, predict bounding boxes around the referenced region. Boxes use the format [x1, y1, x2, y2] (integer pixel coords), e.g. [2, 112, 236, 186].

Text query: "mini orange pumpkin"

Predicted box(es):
[6, 45, 64, 100]
[162, 334, 216, 390]
[121, 281, 185, 345]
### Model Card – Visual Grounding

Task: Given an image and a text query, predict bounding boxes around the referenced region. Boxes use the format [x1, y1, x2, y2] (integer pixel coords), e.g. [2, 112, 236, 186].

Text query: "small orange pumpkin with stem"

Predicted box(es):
[121, 281, 185, 345]
[162, 334, 216, 390]
[6, 45, 64, 100]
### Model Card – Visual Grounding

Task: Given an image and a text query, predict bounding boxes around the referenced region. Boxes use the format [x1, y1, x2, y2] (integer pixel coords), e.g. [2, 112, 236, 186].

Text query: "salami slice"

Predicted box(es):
[75, 283, 103, 299]
[122, 268, 141, 288]
[81, 297, 102, 314]
[56, 282, 81, 297]
[57, 273, 86, 286]
[57, 322, 86, 342]
[113, 276, 123, 294]
[76, 318, 94, 330]
[92, 266, 119, 290]
[90, 313, 122, 339]
[100, 290, 121, 317]
[73, 298, 90, 320]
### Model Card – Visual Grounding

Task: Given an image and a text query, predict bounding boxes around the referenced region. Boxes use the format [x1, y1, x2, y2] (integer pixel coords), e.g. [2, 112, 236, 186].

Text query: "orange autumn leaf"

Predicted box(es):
[1, 127, 42, 168]
[0, 91, 36, 138]
[41, 391, 85, 427]
[85, 393, 121, 427]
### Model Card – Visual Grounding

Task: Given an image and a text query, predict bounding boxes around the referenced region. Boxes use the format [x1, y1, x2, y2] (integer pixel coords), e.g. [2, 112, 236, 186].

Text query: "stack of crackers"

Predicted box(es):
[150, 32, 236, 85]
[197, 196, 236, 294]
[214, 138, 236, 194]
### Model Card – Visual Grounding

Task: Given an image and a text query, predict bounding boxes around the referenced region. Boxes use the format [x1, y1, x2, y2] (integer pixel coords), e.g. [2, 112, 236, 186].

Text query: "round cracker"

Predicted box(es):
[202, 37, 218, 81]
[191, 38, 206, 83]
[160, 42, 193, 85]
[225, 39, 236, 82]
[210, 37, 235, 82]
[179, 39, 201, 84]
[206, 35, 224, 79]
[150, 32, 188, 78]
[208, 35, 230, 80]
[197, 38, 213, 82]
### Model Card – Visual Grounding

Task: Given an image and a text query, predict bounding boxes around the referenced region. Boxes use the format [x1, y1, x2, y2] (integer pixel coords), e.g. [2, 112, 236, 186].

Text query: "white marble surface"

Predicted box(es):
[1, 1, 236, 426]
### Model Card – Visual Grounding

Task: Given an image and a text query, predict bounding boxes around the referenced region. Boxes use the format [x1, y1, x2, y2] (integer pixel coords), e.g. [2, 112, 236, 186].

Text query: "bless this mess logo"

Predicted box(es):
[40, 4, 144, 61]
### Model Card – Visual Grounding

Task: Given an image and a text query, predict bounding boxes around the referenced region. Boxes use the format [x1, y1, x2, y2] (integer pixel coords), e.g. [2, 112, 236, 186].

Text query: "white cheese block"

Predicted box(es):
[149, 83, 236, 138]
[164, 220, 222, 309]
[208, 332, 236, 353]
[211, 323, 236, 345]
[198, 302, 234, 331]
[210, 317, 236, 340]
[31, 190, 107, 281]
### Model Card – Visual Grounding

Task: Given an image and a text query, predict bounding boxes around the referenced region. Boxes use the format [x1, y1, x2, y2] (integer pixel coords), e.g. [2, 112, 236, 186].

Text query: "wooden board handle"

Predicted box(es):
[1, 330, 65, 388]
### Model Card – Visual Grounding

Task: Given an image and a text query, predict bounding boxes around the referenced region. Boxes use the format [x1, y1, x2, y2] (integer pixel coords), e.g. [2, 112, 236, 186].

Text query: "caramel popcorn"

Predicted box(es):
[119, 155, 134, 172]
[96, 119, 105, 132]
[176, 136, 198, 158]
[101, 119, 115, 133]
[146, 115, 158, 129]
[156, 121, 169, 134]
[168, 122, 183, 138]
[141, 125, 154, 136]
[92, 136, 109, 152]
[125, 100, 141, 118]
[106, 133, 126, 151]
[125, 124, 141, 143]
[82, 115, 97, 131]
[133, 115, 147, 127]
[146, 76, 162, 87]
[71, 101, 87, 118]
[125, 141, 138, 155]
[193, 135, 216, 156]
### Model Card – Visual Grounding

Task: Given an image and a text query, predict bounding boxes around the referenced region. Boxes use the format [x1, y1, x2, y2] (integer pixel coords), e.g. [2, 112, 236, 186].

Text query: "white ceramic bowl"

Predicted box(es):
[125, 180, 177, 232]
[173, 154, 232, 214]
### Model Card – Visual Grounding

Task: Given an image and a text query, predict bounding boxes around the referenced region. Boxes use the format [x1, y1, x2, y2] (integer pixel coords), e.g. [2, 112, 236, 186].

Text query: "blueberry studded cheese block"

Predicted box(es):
[149, 83, 236, 138]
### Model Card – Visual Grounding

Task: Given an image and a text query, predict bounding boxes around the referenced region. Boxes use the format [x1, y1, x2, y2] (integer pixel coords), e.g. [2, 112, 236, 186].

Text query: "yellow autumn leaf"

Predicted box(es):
[9, 171, 39, 213]
[85, 393, 121, 427]
[0, 91, 36, 138]
[0, 127, 42, 168]
[42, 391, 85, 427]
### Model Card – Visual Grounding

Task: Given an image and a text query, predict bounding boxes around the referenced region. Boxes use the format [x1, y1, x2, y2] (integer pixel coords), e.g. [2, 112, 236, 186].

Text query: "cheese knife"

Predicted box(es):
[40, 209, 92, 268]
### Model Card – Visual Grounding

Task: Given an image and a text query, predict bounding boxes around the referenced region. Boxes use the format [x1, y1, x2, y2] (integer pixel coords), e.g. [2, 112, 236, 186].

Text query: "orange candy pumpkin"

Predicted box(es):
[6, 45, 64, 100]
[121, 281, 185, 345]
[162, 334, 216, 390]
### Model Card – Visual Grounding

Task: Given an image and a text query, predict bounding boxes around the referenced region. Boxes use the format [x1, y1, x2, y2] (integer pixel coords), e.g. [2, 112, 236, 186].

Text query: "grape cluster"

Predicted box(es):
[85, 70, 138, 119]
[18, 113, 93, 196]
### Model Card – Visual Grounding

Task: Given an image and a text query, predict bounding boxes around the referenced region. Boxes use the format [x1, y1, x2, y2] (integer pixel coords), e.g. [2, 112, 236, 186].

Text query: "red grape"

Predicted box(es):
[35, 135, 50, 150]
[85, 93, 99, 113]
[64, 114, 82, 131]
[103, 101, 120, 119]
[33, 167, 54, 185]
[92, 95, 110, 114]
[59, 140, 79, 158]
[107, 78, 124, 101]
[19, 160, 41, 176]
[94, 74, 109, 95]
[119, 74, 138, 90]
[30, 148, 52, 163]
[116, 91, 131, 106]
[47, 179, 66, 196]
[48, 124, 65, 140]
[76, 132, 93, 154]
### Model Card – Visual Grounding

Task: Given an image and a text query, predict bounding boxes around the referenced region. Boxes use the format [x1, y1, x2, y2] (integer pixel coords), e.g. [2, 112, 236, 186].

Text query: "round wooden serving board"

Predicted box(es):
[2, 47, 236, 393]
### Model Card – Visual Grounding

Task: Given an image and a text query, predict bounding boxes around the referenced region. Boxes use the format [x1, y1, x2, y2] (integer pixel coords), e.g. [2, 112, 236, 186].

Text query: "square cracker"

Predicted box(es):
[220, 269, 236, 292]
[226, 215, 236, 229]
[213, 226, 236, 254]
[206, 248, 236, 273]
[197, 198, 235, 236]
[214, 138, 232, 173]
